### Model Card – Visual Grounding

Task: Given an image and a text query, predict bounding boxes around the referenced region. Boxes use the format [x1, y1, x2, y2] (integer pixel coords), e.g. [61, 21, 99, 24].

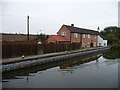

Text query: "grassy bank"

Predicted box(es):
[111, 44, 120, 50]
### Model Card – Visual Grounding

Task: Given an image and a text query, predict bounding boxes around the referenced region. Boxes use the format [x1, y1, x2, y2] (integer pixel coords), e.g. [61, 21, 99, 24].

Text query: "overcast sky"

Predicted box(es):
[1, 0, 119, 35]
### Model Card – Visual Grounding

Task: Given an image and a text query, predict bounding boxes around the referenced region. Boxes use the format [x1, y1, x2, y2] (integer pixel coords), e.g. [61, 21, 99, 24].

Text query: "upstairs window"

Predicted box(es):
[83, 34, 85, 38]
[94, 35, 97, 39]
[74, 33, 78, 38]
[88, 34, 90, 38]
[61, 32, 66, 36]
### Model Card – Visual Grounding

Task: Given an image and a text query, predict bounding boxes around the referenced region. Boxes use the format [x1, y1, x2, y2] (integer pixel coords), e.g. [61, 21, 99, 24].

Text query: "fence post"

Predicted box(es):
[38, 42, 43, 55]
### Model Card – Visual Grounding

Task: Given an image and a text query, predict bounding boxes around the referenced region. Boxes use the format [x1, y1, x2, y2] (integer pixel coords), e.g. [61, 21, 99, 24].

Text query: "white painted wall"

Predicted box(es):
[98, 35, 103, 46]
[98, 35, 107, 47]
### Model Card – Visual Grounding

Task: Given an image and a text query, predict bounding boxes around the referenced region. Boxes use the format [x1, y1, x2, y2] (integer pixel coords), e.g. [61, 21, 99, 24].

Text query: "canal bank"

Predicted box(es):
[2, 47, 111, 72]
[2, 46, 119, 88]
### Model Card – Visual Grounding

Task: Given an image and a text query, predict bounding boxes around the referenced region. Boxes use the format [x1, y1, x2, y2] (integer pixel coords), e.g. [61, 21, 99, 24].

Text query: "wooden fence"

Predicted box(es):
[2, 42, 81, 58]
[43, 43, 82, 54]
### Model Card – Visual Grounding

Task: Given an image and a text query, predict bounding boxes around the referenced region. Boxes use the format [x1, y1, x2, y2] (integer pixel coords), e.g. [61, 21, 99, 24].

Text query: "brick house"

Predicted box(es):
[57, 24, 99, 47]
[48, 24, 107, 47]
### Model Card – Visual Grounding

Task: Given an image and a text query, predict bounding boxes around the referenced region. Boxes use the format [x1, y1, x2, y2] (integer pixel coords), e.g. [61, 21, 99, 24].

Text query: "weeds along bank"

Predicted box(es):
[111, 44, 120, 50]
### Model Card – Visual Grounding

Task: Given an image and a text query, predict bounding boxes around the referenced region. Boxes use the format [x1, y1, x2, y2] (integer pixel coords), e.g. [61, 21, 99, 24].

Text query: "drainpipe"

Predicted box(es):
[80, 34, 82, 47]
[70, 33, 72, 43]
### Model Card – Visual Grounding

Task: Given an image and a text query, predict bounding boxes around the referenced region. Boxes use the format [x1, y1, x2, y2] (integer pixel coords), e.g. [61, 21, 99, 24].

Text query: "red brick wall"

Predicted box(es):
[81, 34, 98, 47]
[71, 33, 81, 43]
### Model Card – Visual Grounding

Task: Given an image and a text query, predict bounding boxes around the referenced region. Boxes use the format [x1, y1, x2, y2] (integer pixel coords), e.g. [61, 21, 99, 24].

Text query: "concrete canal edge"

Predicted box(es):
[2, 47, 111, 72]
[1, 47, 102, 65]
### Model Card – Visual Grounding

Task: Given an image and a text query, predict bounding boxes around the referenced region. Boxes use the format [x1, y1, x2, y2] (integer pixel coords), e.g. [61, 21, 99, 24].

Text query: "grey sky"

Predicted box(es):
[1, 0, 119, 35]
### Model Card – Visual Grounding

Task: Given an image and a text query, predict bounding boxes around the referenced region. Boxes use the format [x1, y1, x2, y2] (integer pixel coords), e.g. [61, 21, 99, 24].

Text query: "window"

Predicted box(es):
[88, 34, 90, 38]
[94, 42, 96, 47]
[87, 42, 90, 47]
[82, 43, 84, 47]
[74, 33, 78, 38]
[61, 32, 66, 36]
[99, 43, 101, 46]
[94, 35, 96, 39]
[104, 43, 106, 46]
[83, 34, 85, 38]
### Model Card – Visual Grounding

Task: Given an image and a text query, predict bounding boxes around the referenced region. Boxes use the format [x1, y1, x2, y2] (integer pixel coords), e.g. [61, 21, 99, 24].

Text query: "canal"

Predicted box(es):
[2, 48, 120, 88]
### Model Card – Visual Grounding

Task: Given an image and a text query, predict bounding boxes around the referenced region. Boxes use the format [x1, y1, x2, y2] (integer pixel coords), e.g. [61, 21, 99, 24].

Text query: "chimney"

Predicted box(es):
[97, 27, 100, 32]
[71, 24, 74, 27]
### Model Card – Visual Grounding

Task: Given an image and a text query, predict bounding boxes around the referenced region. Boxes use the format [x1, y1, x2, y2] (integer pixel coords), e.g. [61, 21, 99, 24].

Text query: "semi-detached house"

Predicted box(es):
[47, 24, 107, 47]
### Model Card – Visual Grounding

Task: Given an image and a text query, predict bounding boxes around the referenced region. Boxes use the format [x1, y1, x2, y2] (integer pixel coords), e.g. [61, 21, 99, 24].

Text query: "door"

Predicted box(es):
[90, 43, 93, 47]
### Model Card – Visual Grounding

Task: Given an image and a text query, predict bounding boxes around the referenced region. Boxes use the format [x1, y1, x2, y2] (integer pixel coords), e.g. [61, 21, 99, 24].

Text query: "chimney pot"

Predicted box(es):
[71, 24, 74, 27]
[97, 27, 100, 32]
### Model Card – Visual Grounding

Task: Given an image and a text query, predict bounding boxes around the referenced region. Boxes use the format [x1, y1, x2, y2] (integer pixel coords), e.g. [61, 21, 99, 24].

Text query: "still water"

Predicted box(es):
[2, 49, 120, 88]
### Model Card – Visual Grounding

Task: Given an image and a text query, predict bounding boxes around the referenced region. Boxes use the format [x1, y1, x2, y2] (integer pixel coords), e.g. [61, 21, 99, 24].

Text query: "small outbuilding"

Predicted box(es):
[98, 33, 107, 47]
[47, 35, 70, 44]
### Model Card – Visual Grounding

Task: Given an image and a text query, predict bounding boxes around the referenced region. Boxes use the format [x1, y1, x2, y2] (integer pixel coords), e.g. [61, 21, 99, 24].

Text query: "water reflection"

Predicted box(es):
[26, 75, 29, 83]
[2, 49, 119, 88]
[59, 54, 101, 69]
[3, 52, 103, 80]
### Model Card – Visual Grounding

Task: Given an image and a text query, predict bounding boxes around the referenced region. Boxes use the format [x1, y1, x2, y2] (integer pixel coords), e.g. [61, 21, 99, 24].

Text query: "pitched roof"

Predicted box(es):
[98, 33, 106, 40]
[63, 25, 99, 35]
[63, 25, 106, 40]
[51, 35, 70, 42]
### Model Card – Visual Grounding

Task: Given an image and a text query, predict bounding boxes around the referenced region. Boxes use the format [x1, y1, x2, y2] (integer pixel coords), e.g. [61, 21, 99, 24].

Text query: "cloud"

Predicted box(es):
[1, 0, 118, 34]
[1, 0, 119, 3]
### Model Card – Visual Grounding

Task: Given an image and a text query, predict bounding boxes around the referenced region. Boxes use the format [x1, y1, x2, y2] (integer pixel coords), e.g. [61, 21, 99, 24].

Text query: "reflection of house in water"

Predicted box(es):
[59, 63, 73, 69]
[59, 54, 102, 70]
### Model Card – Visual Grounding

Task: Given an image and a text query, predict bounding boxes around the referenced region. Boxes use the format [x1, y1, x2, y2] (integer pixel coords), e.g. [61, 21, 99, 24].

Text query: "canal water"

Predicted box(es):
[2, 48, 120, 88]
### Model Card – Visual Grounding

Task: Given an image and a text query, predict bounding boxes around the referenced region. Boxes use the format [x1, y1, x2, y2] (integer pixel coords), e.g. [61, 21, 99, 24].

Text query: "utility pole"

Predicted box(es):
[27, 15, 29, 40]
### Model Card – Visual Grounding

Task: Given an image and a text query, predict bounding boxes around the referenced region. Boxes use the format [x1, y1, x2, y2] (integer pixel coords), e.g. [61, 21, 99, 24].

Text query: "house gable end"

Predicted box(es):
[57, 25, 71, 41]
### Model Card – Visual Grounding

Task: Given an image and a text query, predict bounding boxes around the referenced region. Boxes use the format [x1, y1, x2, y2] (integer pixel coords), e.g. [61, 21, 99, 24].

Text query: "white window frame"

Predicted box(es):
[94, 35, 96, 39]
[61, 32, 66, 36]
[88, 34, 90, 38]
[94, 42, 96, 47]
[104, 43, 106, 46]
[82, 43, 84, 47]
[88, 42, 90, 47]
[74, 33, 78, 38]
[99, 43, 101, 46]
[83, 34, 85, 38]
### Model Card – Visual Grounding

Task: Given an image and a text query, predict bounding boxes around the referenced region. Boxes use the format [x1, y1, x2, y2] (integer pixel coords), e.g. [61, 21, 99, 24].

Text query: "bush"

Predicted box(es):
[111, 44, 120, 50]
